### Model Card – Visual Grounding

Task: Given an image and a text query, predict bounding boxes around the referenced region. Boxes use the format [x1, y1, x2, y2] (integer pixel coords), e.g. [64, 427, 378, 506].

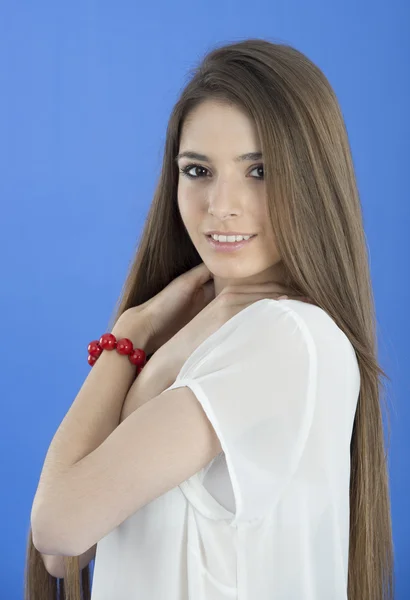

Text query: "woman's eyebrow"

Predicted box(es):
[174, 151, 263, 164]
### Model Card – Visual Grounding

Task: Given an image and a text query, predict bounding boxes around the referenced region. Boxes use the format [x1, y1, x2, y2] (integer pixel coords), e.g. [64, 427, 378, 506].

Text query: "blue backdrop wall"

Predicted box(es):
[1, 1, 408, 598]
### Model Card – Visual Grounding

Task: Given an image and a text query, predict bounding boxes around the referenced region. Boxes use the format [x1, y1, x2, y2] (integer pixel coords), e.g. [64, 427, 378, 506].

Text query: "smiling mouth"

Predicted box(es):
[205, 234, 257, 252]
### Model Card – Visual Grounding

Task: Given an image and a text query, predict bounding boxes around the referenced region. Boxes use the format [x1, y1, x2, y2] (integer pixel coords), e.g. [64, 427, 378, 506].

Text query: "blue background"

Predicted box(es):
[1, 1, 408, 597]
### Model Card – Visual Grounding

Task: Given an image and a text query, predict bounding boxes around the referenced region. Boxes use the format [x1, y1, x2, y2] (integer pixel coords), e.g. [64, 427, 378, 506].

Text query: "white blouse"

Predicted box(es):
[90, 298, 361, 599]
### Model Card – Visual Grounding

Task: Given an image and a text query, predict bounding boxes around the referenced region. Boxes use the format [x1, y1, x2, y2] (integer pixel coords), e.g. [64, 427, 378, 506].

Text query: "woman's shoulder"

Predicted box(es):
[241, 298, 358, 368]
[244, 297, 350, 342]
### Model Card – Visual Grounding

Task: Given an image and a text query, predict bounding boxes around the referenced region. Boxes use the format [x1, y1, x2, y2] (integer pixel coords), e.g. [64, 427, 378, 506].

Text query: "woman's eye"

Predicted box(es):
[250, 165, 264, 179]
[180, 164, 209, 178]
[180, 164, 264, 180]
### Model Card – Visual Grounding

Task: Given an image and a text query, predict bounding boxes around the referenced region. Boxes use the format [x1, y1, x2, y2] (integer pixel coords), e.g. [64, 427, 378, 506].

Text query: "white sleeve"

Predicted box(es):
[166, 300, 346, 523]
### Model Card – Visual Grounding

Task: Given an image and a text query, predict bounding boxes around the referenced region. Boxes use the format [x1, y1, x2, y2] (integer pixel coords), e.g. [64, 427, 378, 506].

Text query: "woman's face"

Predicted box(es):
[176, 99, 287, 296]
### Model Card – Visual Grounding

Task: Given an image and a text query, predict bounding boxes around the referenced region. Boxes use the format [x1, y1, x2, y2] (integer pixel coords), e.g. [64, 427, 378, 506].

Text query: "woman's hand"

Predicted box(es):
[119, 263, 216, 356]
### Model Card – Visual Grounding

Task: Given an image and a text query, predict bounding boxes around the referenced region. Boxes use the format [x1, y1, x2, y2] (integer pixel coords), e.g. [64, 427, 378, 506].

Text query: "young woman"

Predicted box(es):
[25, 39, 394, 600]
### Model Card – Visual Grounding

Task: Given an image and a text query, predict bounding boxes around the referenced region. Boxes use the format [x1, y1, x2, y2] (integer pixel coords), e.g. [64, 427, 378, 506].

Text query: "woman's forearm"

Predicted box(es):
[33, 317, 150, 492]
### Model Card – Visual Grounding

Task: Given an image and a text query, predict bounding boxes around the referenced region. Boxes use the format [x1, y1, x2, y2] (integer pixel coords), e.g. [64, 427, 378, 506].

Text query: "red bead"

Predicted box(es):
[129, 348, 147, 367]
[88, 340, 103, 358]
[99, 333, 117, 350]
[87, 332, 148, 370]
[116, 338, 134, 355]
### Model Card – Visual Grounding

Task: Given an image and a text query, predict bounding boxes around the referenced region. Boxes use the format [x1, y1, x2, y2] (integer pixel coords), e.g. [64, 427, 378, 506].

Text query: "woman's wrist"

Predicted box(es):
[111, 311, 152, 355]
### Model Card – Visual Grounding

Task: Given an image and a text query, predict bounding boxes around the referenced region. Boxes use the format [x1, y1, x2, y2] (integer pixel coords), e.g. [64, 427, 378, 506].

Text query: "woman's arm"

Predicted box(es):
[31, 314, 151, 551]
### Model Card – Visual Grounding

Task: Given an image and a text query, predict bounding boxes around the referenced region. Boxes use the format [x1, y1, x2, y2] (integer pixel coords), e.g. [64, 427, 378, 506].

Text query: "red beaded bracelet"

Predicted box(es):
[87, 333, 147, 375]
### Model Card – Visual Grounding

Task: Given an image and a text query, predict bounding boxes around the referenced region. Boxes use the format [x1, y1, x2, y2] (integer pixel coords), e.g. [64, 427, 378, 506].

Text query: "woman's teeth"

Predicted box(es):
[210, 234, 254, 243]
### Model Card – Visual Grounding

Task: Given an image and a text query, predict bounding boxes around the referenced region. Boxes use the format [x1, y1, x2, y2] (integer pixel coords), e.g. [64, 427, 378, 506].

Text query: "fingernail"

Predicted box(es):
[277, 295, 288, 300]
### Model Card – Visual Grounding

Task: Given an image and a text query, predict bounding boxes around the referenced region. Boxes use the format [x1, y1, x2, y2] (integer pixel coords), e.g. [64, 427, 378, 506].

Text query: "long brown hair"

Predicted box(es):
[25, 38, 394, 599]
